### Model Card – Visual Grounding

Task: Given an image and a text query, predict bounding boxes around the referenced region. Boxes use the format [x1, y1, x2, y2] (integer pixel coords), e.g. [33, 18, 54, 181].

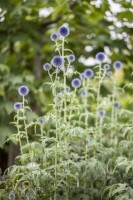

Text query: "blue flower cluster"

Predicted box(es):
[113, 61, 122, 70]
[98, 109, 106, 117]
[18, 85, 29, 96]
[71, 78, 81, 89]
[43, 63, 51, 71]
[14, 102, 22, 110]
[84, 69, 94, 78]
[58, 25, 69, 37]
[51, 56, 64, 68]
[96, 52, 105, 62]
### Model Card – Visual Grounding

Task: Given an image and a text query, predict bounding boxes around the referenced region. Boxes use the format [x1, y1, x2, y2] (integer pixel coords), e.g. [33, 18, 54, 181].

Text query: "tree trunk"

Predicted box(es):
[7, 143, 20, 167]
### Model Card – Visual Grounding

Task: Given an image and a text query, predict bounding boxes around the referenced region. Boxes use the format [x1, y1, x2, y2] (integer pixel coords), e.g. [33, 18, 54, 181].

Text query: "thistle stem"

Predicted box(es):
[96, 63, 102, 128]
[22, 96, 29, 143]
[83, 79, 89, 199]
[62, 38, 67, 123]
[16, 110, 23, 154]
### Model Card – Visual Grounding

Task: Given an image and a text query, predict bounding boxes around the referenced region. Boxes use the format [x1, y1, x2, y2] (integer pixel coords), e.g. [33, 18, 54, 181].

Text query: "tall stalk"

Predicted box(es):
[16, 110, 23, 154]
[83, 78, 89, 199]
[96, 63, 102, 128]
[22, 96, 29, 143]
[62, 38, 67, 123]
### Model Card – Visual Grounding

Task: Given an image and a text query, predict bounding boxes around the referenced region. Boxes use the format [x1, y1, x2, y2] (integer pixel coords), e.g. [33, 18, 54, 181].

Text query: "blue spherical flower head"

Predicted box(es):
[104, 64, 110, 71]
[9, 192, 15, 200]
[58, 25, 69, 37]
[51, 56, 64, 68]
[59, 89, 64, 95]
[14, 102, 22, 110]
[113, 61, 122, 70]
[84, 69, 94, 78]
[18, 85, 29, 96]
[43, 63, 51, 71]
[80, 90, 87, 97]
[98, 109, 106, 117]
[68, 54, 75, 62]
[80, 73, 86, 80]
[40, 117, 45, 125]
[96, 52, 105, 62]
[107, 71, 113, 77]
[50, 33, 58, 41]
[71, 78, 81, 89]
[65, 86, 70, 93]
[114, 101, 121, 109]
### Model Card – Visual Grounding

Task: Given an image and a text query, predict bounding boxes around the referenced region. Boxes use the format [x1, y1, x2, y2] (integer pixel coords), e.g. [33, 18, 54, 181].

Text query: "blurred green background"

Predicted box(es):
[0, 0, 133, 170]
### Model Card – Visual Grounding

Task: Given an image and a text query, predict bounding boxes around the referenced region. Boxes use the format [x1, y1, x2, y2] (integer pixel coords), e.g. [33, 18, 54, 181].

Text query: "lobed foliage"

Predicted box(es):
[0, 0, 133, 148]
[0, 24, 133, 200]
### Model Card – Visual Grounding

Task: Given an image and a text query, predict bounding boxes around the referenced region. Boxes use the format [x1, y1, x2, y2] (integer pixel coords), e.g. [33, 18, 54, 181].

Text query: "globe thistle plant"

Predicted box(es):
[113, 61, 122, 70]
[98, 109, 106, 117]
[80, 72, 86, 80]
[58, 25, 70, 37]
[96, 52, 105, 62]
[40, 117, 45, 125]
[107, 71, 113, 77]
[18, 85, 29, 144]
[3, 24, 131, 200]
[18, 85, 29, 96]
[68, 54, 75, 62]
[84, 69, 94, 78]
[65, 86, 70, 93]
[80, 90, 87, 97]
[14, 102, 22, 110]
[50, 33, 58, 41]
[43, 63, 51, 71]
[104, 64, 110, 71]
[51, 56, 64, 68]
[71, 78, 81, 89]
[114, 101, 121, 109]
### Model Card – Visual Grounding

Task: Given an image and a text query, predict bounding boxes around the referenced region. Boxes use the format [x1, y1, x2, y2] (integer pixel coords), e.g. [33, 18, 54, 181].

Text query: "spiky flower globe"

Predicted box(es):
[113, 61, 122, 70]
[58, 25, 69, 37]
[50, 33, 58, 41]
[65, 86, 70, 93]
[43, 63, 51, 71]
[68, 54, 75, 62]
[51, 56, 64, 68]
[71, 78, 81, 89]
[40, 117, 45, 125]
[96, 52, 105, 62]
[18, 85, 29, 96]
[98, 109, 106, 117]
[104, 64, 110, 71]
[14, 102, 22, 110]
[80, 73, 86, 80]
[114, 101, 121, 109]
[107, 71, 113, 77]
[84, 69, 94, 78]
[80, 90, 87, 97]
[9, 192, 15, 200]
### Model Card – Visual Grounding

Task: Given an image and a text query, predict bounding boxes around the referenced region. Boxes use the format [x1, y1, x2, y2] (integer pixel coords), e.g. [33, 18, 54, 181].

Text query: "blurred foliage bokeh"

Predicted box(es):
[0, 0, 133, 149]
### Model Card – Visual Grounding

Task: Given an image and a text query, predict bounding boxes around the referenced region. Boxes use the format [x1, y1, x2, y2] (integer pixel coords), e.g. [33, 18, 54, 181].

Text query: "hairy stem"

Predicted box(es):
[16, 111, 23, 154]
[96, 63, 102, 128]
[22, 96, 29, 143]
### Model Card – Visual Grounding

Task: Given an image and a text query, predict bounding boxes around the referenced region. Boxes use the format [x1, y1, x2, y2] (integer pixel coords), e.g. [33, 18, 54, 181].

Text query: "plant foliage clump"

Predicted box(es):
[0, 24, 133, 200]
